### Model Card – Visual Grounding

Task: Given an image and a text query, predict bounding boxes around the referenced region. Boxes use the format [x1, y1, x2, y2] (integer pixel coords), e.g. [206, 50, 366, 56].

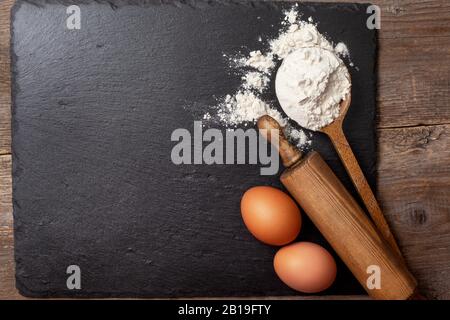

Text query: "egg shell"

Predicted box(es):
[241, 186, 301, 246]
[274, 242, 337, 293]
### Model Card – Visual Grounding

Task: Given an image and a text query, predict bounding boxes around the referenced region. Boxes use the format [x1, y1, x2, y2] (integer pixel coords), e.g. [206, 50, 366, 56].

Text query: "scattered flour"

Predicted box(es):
[270, 21, 334, 59]
[203, 112, 211, 121]
[334, 42, 350, 57]
[285, 125, 312, 149]
[285, 7, 298, 24]
[242, 72, 269, 93]
[242, 50, 275, 74]
[217, 91, 287, 127]
[203, 5, 352, 148]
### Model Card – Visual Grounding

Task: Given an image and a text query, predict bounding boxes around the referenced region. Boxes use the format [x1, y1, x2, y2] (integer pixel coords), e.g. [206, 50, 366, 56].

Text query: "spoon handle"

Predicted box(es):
[325, 126, 403, 257]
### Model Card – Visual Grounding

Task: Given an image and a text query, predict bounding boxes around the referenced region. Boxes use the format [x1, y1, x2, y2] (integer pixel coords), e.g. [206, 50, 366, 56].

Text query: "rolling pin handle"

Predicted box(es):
[257, 115, 302, 168]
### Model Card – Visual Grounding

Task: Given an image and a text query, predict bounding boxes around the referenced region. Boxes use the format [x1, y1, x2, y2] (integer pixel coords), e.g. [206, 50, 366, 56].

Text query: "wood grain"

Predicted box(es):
[0, 154, 22, 299]
[378, 36, 450, 128]
[378, 124, 450, 299]
[0, 0, 18, 300]
[323, 97, 403, 257]
[0, 0, 449, 299]
[0, 0, 13, 155]
[281, 152, 417, 300]
[257, 115, 303, 167]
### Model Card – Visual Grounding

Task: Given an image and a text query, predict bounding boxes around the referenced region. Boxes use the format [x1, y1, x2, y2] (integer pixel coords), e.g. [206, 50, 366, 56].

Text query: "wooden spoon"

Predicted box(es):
[321, 94, 403, 257]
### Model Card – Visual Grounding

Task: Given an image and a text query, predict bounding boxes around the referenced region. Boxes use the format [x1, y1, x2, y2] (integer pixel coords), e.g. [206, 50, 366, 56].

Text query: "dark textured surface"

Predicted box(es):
[11, 0, 376, 297]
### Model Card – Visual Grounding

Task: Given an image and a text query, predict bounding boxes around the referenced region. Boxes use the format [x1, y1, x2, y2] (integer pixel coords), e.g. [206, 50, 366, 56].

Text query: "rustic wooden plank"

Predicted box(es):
[0, 154, 23, 299]
[0, 0, 13, 155]
[378, 124, 450, 299]
[377, 0, 450, 39]
[378, 36, 450, 128]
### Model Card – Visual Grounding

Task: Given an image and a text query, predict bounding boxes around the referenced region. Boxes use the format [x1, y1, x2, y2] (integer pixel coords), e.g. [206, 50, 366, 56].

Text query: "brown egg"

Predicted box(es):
[241, 186, 301, 246]
[274, 242, 337, 293]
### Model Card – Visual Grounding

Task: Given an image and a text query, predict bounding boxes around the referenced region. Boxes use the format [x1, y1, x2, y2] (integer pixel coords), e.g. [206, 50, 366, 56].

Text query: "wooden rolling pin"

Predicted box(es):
[258, 115, 418, 300]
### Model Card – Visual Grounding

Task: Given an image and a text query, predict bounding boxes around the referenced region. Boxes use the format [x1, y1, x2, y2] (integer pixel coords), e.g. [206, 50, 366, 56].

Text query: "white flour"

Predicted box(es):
[203, 5, 352, 148]
[285, 126, 311, 148]
[270, 21, 334, 59]
[217, 91, 287, 127]
[334, 42, 349, 57]
[275, 47, 351, 130]
[243, 50, 275, 74]
[242, 72, 269, 93]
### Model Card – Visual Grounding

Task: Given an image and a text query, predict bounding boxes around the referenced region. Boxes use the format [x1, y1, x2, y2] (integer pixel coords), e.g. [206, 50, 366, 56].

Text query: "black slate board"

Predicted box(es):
[11, 0, 377, 297]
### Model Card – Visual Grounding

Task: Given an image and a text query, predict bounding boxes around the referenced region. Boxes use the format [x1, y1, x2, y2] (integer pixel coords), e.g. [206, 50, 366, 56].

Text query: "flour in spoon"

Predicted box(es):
[203, 5, 352, 147]
[275, 47, 351, 130]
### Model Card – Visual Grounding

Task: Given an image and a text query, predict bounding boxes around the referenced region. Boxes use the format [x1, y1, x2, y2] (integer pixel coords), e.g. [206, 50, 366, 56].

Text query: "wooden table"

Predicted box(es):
[0, 0, 449, 300]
